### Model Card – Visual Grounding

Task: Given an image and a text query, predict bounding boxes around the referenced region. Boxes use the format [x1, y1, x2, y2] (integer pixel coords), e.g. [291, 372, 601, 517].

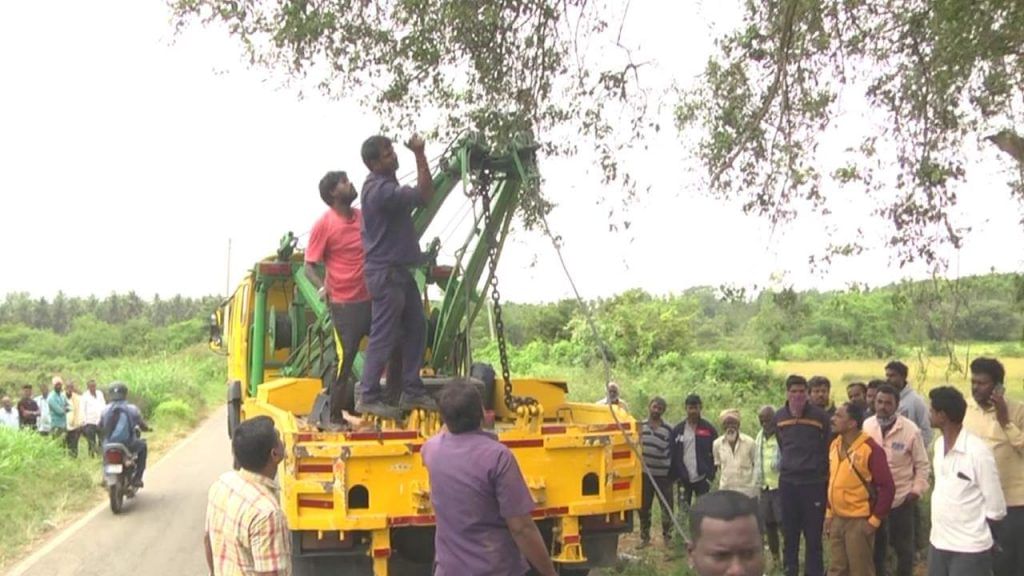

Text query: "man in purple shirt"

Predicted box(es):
[356, 133, 438, 419]
[422, 380, 558, 576]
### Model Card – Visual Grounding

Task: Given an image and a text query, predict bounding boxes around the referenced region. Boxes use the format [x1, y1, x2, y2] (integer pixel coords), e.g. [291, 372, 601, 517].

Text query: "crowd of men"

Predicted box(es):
[203, 130, 1023, 576]
[0, 376, 108, 457]
[631, 358, 1022, 576]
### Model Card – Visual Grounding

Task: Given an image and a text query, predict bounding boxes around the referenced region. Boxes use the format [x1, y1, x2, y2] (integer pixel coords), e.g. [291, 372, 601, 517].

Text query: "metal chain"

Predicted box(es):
[475, 171, 536, 411]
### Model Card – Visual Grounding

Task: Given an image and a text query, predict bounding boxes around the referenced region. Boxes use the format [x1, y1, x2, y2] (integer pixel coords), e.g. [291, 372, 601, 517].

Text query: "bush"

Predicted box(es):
[152, 399, 196, 428]
[66, 315, 124, 360]
[997, 342, 1024, 358]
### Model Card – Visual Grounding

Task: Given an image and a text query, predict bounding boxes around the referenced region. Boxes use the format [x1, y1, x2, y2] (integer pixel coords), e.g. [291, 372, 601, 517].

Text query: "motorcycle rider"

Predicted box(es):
[100, 382, 151, 488]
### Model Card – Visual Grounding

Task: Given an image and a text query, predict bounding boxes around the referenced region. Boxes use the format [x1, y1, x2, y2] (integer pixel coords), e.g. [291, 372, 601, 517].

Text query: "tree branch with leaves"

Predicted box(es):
[169, 0, 652, 226]
[679, 0, 1024, 267]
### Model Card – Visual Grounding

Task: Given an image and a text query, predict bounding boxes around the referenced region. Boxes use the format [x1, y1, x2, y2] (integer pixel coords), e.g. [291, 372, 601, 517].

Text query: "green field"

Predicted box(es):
[773, 353, 1024, 401]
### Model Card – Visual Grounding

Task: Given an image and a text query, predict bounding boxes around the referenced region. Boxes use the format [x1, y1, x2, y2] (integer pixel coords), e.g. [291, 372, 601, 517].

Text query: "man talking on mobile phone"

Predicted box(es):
[964, 357, 1024, 576]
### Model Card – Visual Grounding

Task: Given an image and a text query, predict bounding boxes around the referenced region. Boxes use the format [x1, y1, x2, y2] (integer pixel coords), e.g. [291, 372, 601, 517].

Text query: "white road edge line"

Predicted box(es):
[4, 409, 225, 576]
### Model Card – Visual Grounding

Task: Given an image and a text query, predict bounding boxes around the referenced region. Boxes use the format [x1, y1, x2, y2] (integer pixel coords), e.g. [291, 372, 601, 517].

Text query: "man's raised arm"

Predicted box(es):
[406, 134, 434, 205]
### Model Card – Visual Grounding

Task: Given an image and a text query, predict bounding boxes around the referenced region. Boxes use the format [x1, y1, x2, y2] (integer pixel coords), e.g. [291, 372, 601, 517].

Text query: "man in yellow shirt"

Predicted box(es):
[963, 357, 1024, 576]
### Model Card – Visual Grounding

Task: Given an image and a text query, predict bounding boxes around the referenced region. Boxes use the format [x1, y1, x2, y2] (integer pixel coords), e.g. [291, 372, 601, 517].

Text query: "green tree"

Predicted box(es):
[751, 287, 809, 360]
[569, 289, 696, 366]
[679, 0, 1024, 266]
[66, 316, 124, 360]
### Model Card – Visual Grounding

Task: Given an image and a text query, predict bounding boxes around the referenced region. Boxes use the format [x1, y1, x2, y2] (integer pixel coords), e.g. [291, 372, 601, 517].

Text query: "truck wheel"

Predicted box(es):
[227, 400, 240, 439]
[227, 380, 242, 439]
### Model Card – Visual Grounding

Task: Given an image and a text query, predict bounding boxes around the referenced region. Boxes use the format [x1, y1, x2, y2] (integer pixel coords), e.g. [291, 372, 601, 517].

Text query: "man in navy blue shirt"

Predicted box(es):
[355, 134, 438, 419]
[774, 374, 831, 576]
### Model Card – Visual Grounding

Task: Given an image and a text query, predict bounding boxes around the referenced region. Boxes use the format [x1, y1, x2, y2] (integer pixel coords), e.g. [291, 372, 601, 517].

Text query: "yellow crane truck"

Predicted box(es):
[208, 134, 641, 576]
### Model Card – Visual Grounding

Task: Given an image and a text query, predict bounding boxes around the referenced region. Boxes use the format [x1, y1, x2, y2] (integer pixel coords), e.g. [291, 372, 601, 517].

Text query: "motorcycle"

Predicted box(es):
[102, 428, 142, 514]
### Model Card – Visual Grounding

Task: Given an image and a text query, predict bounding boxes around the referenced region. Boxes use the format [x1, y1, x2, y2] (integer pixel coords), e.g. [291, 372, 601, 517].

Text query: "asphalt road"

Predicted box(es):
[5, 406, 232, 576]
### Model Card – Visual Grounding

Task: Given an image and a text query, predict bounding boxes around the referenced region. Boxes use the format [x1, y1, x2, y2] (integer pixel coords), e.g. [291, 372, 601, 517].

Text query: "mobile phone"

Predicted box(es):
[995, 383, 1006, 396]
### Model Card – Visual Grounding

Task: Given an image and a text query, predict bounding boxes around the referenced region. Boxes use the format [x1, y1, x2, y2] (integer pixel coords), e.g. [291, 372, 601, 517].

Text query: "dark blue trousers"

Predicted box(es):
[780, 480, 827, 576]
[358, 267, 427, 403]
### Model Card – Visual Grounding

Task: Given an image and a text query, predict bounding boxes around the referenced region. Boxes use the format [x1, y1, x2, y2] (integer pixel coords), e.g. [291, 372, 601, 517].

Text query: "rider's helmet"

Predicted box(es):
[108, 381, 129, 402]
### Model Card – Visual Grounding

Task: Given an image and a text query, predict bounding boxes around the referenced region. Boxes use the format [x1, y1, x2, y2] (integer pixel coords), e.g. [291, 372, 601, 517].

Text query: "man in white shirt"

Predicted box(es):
[0, 396, 19, 429]
[80, 379, 107, 457]
[595, 381, 629, 412]
[927, 385, 1006, 576]
[34, 381, 51, 435]
[712, 409, 757, 498]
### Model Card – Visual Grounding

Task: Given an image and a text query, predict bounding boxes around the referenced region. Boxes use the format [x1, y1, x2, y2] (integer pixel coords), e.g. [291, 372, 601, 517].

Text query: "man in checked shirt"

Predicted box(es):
[205, 416, 290, 576]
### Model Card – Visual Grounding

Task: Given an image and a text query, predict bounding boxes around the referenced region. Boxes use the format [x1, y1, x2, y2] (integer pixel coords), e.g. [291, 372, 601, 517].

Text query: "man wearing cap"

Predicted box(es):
[671, 394, 718, 511]
[713, 409, 758, 498]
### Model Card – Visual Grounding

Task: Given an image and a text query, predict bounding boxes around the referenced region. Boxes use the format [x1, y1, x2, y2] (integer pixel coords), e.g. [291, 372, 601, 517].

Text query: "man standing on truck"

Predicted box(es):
[422, 380, 558, 576]
[304, 170, 372, 425]
[356, 134, 438, 418]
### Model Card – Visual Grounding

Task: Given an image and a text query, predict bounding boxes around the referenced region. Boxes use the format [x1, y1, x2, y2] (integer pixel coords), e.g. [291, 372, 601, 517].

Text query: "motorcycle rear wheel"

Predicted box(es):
[109, 484, 124, 514]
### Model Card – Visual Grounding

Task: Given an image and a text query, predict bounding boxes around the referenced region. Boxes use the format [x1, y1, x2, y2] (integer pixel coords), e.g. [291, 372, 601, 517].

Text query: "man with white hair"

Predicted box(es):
[596, 381, 629, 412]
[713, 409, 758, 498]
[0, 396, 19, 429]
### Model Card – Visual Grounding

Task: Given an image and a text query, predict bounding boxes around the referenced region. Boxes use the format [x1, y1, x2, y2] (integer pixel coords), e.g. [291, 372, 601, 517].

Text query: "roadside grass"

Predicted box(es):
[0, 346, 225, 569]
[0, 428, 94, 567]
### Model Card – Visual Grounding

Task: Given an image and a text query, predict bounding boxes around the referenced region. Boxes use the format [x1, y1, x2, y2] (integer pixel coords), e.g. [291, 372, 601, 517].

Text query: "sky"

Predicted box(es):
[1, 1, 1022, 304]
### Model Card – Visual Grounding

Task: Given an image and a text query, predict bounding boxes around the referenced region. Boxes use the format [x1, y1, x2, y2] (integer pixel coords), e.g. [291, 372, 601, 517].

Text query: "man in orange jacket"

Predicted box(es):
[826, 402, 896, 576]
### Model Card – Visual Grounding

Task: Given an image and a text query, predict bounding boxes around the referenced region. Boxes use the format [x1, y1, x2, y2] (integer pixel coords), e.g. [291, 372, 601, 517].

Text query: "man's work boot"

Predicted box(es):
[355, 399, 403, 420]
[398, 392, 438, 412]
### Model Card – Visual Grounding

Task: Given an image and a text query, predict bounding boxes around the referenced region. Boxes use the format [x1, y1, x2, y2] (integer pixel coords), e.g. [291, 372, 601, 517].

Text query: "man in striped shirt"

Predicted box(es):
[639, 396, 675, 547]
[204, 416, 290, 576]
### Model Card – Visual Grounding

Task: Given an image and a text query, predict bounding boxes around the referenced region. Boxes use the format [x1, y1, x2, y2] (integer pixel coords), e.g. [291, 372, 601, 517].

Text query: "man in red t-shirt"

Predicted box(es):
[305, 170, 372, 425]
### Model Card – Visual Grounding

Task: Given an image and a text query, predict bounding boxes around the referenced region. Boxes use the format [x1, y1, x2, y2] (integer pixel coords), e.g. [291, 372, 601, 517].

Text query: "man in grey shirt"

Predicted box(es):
[885, 361, 932, 447]
[885, 360, 933, 555]
[639, 396, 675, 546]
